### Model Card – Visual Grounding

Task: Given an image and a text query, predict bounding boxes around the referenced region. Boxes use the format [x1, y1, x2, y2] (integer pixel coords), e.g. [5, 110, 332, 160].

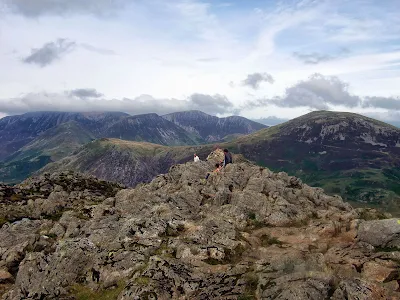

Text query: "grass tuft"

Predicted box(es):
[69, 281, 125, 300]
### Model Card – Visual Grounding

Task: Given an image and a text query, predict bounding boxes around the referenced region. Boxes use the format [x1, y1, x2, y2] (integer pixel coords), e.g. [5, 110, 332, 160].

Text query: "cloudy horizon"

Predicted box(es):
[1, 0, 399, 123]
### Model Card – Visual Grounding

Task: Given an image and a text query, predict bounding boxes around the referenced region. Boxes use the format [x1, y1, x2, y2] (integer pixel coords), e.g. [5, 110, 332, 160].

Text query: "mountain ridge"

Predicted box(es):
[0, 111, 128, 161]
[162, 110, 267, 142]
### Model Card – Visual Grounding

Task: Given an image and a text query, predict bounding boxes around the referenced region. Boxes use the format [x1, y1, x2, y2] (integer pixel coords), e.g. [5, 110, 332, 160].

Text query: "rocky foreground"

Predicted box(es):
[0, 160, 399, 299]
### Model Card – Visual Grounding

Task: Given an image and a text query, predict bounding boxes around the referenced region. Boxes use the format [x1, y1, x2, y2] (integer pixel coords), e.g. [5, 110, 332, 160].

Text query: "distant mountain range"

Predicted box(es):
[0, 111, 266, 183]
[163, 110, 266, 142]
[0, 111, 128, 161]
[33, 110, 400, 215]
[252, 115, 400, 128]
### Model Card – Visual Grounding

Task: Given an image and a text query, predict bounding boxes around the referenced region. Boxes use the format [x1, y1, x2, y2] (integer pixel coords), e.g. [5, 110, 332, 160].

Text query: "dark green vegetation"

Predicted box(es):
[69, 281, 125, 300]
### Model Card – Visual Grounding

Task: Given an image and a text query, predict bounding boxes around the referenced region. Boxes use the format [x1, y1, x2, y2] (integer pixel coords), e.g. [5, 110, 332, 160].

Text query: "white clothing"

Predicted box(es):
[194, 156, 200, 162]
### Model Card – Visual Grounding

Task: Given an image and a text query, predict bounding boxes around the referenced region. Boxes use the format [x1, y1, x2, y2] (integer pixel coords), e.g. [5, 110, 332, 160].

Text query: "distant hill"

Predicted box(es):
[101, 113, 200, 146]
[0, 111, 128, 161]
[226, 111, 400, 213]
[163, 110, 266, 142]
[0, 121, 94, 183]
[39, 138, 199, 187]
[38, 137, 250, 189]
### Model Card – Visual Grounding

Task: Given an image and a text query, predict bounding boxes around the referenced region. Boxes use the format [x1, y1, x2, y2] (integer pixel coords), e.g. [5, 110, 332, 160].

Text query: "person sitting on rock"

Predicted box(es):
[221, 149, 233, 167]
[194, 154, 200, 162]
[205, 163, 221, 179]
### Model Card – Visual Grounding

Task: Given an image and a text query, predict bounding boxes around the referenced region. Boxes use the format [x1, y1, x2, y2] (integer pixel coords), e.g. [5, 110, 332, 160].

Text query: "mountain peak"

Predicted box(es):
[130, 112, 160, 118]
[164, 110, 212, 117]
[298, 110, 398, 128]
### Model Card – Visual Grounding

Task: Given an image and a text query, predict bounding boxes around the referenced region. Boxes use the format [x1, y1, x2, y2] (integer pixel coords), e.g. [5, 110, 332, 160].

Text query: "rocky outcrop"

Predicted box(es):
[0, 161, 399, 299]
[358, 219, 400, 249]
[206, 148, 248, 165]
[0, 171, 123, 226]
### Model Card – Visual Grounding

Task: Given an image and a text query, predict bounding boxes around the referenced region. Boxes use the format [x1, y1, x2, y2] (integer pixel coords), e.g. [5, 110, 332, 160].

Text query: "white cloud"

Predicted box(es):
[3, 0, 130, 17]
[363, 96, 400, 110]
[23, 38, 76, 67]
[241, 73, 400, 127]
[0, 0, 399, 122]
[68, 88, 104, 99]
[0, 91, 236, 116]
[242, 73, 275, 89]
[244, 74, 361, 110]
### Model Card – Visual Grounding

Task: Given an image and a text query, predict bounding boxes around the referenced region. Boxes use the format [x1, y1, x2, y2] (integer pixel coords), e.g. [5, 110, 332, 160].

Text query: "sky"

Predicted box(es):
[0, 0, 400, 122]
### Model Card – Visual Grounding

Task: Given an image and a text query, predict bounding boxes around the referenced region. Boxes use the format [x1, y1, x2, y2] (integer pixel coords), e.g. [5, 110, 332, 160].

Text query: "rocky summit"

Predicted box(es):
[0, 160, 399, 299]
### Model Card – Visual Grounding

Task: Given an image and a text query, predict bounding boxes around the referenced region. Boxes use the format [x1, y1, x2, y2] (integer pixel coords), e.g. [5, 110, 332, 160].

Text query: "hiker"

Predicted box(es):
[205, 163, 221, 179]
[194, 154, 200, 162]
[221, 149, 233, 167]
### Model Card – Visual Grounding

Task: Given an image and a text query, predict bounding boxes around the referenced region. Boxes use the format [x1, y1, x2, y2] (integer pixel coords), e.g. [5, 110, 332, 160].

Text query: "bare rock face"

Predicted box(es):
[331, 278, 389, 299]
[0, 171, 123, 226]
[358, 218, 400, 249]
[206, 148, 247, 165]
[0, 160, 399, 299]
[206, 148, 225, 163]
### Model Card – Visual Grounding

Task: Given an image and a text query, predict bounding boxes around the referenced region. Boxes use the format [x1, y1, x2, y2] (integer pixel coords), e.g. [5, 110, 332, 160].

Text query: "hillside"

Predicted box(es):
[39, 139, 248, 187]
[0, 121, 94, 184]
[163, 110, 266, 142]
[0, 161, 399, 299]
[0, 112, 128, 160]
[39, 139, 199, 187]
[9, 121, 95, 161]
[101, 113, 199, 146]
[226, 111, 400, 213]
